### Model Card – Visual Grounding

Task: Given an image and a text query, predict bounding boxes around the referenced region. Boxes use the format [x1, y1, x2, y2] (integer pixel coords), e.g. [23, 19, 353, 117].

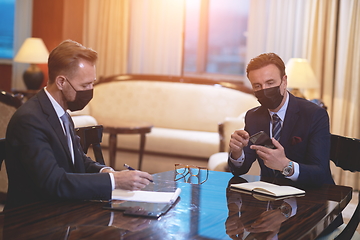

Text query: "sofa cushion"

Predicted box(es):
[89, 81, 258, 132]
[101, 127, 219, 158]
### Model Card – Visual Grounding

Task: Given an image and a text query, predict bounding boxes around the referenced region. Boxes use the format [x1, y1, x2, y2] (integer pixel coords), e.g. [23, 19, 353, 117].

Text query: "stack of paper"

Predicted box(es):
[112, 188, 181, 204]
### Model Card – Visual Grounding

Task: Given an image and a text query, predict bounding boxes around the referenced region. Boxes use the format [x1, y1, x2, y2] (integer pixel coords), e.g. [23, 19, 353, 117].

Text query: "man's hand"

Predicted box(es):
[247, 208, 287, 240]
[113, 170, 153, 190]
[250, 138, 289, 171]
[229, 130, 250, 159]
[225, 213, 244, 240]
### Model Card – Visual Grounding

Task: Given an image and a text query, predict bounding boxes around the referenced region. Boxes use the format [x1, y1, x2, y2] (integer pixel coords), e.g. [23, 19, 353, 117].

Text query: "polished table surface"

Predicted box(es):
[0, 171, 352, 240]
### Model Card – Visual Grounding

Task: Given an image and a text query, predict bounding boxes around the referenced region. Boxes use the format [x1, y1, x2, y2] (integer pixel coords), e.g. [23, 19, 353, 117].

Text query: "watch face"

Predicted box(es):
[282, 162, 293, 176]
[283, 167, 291, 175]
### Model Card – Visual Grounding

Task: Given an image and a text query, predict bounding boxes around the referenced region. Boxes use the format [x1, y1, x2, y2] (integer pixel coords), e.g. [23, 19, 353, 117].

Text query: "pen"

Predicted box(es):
[124, 163, 154, 183]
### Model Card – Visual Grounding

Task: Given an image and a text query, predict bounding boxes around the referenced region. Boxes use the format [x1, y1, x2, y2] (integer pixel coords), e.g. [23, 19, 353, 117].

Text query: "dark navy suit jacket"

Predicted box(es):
[5, 89, 112, 210]
[228, 93, 334, 187]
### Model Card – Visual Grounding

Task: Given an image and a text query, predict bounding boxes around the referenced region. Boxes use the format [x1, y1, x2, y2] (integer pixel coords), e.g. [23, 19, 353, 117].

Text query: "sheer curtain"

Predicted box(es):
[246, 1, 307, 69]
[331, 0, 360, 189]
[303, 0, 338, 112]
[83, 0, 129, 79]
[128, 0, 184, 75]
[83, 0, 184, 77]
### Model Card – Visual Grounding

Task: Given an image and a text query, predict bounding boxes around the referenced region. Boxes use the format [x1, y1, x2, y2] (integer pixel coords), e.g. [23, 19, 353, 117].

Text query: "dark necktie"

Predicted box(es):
[272, 114, 282, 141]
[61, 113, 74, 163]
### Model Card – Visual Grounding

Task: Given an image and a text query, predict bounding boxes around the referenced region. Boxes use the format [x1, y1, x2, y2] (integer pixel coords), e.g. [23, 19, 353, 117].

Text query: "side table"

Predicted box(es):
[103, 121, 153, 170]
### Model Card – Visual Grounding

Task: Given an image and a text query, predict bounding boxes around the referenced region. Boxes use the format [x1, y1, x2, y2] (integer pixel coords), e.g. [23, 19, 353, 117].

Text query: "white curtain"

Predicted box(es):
[128, 0, 184, 75]
[246, 0, 308, 82]
[303, 0, 338, 111]
[83, 0, 129, 79]
[331, 0, 360, 189]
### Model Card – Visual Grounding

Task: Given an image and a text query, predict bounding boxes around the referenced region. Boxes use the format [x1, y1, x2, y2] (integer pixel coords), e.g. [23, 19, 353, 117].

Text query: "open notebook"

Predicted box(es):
[230, 181, 305, 200]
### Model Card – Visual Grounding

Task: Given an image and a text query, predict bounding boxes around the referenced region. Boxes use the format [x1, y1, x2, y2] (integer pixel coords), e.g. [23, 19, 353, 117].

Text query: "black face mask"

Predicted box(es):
[254, 84, 284, 110]
[65, 78, 93, 111]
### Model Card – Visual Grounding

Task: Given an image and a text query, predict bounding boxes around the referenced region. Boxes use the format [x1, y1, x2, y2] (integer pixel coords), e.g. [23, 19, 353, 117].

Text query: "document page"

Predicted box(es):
[112, 188, 181, 204]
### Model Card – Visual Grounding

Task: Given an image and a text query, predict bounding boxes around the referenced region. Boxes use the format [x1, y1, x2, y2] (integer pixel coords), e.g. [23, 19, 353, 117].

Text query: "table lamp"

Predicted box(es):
[14, 38, 49, 90]
[285, 58, 319, 98]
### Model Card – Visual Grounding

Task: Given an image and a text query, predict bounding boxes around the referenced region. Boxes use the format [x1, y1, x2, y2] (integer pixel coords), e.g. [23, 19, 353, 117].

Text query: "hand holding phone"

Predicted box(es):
[249, 131, 275, 149]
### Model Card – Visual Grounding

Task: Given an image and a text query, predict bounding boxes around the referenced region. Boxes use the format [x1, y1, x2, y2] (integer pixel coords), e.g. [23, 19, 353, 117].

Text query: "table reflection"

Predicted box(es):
[0, 171, 351, 240]
[225, 177, 298, 240]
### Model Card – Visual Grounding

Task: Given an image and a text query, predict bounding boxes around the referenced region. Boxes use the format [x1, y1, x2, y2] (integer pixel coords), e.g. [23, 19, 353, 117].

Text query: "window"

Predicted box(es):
[183, 0, 249, 76]
[0, 0, 15, 59]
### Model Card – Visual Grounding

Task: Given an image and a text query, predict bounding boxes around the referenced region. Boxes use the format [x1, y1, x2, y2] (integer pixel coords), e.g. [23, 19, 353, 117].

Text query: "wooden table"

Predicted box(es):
[0, 171, 352, 239]
[103, 121, 153, 170]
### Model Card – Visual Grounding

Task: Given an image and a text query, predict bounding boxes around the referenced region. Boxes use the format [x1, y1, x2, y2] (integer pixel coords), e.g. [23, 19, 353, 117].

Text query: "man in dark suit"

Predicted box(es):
[228, 52, 334, 187]
[5, 40, 153, 210]
[228, 53, 341, 236]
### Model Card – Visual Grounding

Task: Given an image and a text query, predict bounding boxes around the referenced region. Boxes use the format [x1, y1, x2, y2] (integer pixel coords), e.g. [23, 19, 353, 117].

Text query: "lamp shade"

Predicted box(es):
[285, 58, 319, 89]
[14, 38, 49, 64]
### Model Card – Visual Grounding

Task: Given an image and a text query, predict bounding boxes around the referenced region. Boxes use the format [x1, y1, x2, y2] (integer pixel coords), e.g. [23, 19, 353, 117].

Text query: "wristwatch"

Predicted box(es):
[278, 203, 291, 218]
[282, 161, 293, 176]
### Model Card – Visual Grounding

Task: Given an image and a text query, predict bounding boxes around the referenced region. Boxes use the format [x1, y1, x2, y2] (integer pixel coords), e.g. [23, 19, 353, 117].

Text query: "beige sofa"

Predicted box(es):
[71, 74, 259, 173]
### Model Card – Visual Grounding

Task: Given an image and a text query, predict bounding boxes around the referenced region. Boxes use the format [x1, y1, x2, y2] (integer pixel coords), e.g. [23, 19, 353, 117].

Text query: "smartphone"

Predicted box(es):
[249, 131, 275, 149]
[103, 201, 174, 218]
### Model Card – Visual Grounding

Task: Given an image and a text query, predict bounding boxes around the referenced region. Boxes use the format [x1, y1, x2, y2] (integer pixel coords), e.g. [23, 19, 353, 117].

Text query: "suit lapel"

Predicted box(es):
[280, 94, 300, 148]
[37, 89, 75, 169]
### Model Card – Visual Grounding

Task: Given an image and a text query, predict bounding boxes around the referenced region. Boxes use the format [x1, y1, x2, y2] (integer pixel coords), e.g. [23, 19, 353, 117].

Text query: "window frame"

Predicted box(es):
[182, 0, 247, 82]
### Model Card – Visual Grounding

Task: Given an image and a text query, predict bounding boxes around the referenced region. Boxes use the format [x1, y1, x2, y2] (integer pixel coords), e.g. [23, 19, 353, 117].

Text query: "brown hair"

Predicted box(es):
[246, 53, 286, 79]
[47, 40, 98, 84]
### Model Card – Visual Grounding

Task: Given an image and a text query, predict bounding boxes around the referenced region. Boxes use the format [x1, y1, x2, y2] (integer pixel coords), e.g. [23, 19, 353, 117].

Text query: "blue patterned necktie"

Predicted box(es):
[61, 113, 74, 163]
[272, 114, 282, 141]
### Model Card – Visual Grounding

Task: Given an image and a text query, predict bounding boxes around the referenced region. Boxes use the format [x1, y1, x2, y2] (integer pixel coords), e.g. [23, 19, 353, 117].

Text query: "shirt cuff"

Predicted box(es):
[100, 167, 115, 172]
[283, 198, 297, 218]
[286, 161, 299, 181]
[108, 173, 115, 190]
[100, 167, 115, 190]
[229, 151, 245, 167]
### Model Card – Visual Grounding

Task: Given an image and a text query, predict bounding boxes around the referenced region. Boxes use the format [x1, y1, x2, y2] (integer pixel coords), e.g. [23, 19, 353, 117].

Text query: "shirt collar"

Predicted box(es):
[44, 87, 66, 118]
[269, 91, 289, 121]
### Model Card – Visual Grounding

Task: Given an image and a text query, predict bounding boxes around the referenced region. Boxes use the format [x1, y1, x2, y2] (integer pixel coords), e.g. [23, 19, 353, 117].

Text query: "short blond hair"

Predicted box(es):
[48, 40, 97, 84]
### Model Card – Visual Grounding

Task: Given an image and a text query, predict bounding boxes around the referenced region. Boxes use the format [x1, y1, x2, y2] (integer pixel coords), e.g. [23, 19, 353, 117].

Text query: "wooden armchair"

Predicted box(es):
[75, 125, 105, 165]
[0, 91, 23, 138]
[0, 90, 23, 204]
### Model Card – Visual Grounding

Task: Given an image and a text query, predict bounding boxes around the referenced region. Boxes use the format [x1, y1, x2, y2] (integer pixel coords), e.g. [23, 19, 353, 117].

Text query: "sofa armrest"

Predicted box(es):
[219, 112, 246, 152]
[71, 115, 98, 128]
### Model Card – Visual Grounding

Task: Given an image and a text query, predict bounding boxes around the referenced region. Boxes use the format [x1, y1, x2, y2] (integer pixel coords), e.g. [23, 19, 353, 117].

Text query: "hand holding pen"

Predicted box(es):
[124, 163, 154, 183]
[111, 164, 154, 190]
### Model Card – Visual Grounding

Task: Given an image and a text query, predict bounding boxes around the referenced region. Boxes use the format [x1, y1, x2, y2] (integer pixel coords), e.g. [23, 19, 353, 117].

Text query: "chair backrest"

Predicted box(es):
[330, 134, 360, 172]
[330, 134, 360, 240]
[0, 138, 5, 168]
[0, 91, 23, 138]
[75, 125, 105, 165]
[0, 91, 23, 203]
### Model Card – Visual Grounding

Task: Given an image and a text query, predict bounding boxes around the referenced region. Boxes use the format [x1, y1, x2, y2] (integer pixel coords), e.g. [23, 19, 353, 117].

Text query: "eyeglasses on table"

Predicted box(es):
[174, 163, 209, 184]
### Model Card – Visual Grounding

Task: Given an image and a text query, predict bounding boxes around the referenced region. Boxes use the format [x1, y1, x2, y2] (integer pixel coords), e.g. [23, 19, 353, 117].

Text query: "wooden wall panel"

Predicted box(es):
[0, 64, 12, 92]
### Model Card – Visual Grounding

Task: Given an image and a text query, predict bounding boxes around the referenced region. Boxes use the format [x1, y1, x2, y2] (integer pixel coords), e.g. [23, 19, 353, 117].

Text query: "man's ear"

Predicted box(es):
[55, 76, 66, 90]
[282, 75, 288, 86]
